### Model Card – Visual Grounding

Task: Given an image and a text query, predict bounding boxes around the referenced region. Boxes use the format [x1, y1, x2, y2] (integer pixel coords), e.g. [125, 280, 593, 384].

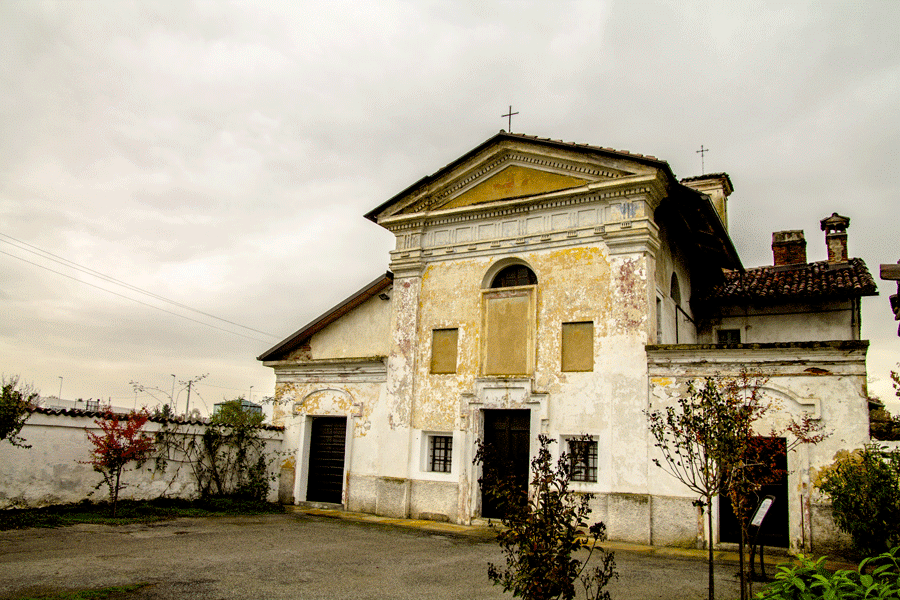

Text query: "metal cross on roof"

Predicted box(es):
[696, 145, 709, 175]
[502, 105, 519, 133]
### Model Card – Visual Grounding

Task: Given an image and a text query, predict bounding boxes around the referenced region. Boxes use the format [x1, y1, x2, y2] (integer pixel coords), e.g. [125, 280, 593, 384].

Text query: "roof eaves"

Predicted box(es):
[256, 271, 394, 362]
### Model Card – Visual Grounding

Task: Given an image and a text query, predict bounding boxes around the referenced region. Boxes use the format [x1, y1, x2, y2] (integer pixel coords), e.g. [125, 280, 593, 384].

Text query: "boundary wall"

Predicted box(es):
[0, 408, 284, 508]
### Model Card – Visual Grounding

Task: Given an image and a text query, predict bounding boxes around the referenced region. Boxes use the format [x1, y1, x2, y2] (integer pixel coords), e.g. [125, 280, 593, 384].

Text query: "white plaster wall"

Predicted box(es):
[699, 301, 856, 344]
[0, 412, 284, 508]
[647, 342, 870, 553]
[308, 292, 392, 359]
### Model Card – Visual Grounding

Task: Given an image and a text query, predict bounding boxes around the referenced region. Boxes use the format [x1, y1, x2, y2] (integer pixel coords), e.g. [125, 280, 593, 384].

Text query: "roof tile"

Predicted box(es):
[698, 258, 878, 304]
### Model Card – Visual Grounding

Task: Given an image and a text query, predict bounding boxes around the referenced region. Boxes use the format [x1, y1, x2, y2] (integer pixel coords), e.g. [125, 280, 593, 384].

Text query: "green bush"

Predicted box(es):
[475, 434, 617, 600]
[815, 444, 900, 556]
[757, 547, 900, 599]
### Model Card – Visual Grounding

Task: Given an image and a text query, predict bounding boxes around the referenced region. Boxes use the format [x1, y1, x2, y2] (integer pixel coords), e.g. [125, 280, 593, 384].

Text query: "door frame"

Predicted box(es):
[479, 409, 532, 518]
[297, 414, 351, 506]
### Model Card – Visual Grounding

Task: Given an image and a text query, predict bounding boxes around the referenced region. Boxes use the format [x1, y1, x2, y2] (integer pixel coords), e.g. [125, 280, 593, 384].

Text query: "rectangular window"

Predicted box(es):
[430, 328, 459, 374]
[717, 329, 741, 344]
[568, 438, 598, 482]
[428, 435, 453, 473]
[561, 322, 594, 372]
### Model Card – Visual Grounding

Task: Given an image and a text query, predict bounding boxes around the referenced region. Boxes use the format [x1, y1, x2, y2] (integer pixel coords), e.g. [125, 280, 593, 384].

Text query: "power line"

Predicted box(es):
[0, 233, 278, 339]
[0, 249, 274, 343]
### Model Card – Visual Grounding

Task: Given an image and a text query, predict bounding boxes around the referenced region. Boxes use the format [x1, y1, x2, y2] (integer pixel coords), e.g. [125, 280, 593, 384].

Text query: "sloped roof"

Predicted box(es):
[364, 131, 742, 275]
[696, 258, 878, 305]
[257, 272, 393, 362]
[364, 131, 676, 223]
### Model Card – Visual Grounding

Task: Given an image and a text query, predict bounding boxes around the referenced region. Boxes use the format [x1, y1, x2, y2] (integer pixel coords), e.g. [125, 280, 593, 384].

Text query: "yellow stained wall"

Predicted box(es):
[410, 244, 650, 432]
[442, 165, 588, 209]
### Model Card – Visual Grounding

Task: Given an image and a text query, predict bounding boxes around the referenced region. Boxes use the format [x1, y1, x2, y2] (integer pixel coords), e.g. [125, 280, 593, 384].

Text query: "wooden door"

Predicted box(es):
[481, 410, 531, 518]
[307, 417, 346, 504]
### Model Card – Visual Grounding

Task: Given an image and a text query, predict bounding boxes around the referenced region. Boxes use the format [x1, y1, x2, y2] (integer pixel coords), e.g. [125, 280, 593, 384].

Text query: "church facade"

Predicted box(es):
[259, 132, 877, 551]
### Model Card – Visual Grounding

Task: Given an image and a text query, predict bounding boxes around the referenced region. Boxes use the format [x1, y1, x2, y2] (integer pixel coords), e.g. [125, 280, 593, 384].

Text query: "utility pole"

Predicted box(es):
[177, 374, 207, 418]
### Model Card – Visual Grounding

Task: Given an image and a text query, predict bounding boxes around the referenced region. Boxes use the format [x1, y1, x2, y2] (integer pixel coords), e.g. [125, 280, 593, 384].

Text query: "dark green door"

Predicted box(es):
[307, 417, 346, 504]
[481, 410, 531, 519]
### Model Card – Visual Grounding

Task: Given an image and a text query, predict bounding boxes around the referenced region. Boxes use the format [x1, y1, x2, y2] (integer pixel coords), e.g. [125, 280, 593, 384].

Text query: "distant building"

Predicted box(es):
[213, 399, 263, 416]
[39, 397, 132, 414]
[259, 132, 877, 553]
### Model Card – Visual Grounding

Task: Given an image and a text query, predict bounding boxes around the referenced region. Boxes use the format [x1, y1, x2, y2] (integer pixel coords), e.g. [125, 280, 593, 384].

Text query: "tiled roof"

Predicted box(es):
[28, 406, 283, 430]
[698, 258, 878, 304]
[680, 172, 731, 183]
[501, 132, 666, 163]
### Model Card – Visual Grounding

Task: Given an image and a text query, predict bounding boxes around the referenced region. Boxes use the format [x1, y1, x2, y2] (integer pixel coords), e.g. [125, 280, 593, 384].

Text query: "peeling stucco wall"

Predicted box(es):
[0, 412, 283, 508]
[646, 342, 870, 553]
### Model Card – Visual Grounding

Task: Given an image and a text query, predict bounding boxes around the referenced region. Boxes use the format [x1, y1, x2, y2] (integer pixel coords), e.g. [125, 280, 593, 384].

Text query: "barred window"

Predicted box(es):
[568, 438, 598, 483]
[429, 435, 453, 473]
[717, 329, 741, 344]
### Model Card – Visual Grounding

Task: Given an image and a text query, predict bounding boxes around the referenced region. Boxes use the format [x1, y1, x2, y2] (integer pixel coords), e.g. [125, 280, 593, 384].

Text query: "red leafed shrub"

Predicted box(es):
[84, 409, 155, 516]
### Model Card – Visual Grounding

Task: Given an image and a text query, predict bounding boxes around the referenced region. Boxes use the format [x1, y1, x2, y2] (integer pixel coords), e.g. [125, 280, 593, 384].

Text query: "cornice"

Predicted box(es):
[380, 173, 666, 231]
[646, 341, 869, 376]
[268, 357, 388, 384]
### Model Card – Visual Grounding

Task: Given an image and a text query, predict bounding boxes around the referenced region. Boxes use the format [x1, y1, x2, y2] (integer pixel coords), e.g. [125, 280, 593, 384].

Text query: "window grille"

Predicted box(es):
[429, 435, 453, 473]
[491, 265, 537, 288]
[568, 439, 598, 482]
[717, 329, 741, 344]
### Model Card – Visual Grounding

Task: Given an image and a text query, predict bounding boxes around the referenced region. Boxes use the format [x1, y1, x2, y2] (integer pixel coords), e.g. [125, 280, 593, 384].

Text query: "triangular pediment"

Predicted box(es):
[365, 133, 675, 223]
[441, 165, 589, 210]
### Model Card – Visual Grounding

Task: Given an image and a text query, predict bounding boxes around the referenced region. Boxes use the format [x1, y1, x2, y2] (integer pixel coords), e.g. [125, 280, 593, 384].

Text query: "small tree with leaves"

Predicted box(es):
[647, 377, 742, 600]
[649, 375, 828, 600]
[84, 408, 155, 516]
[816, 444, 900, 557]
[1, 375, 38, 448]
[475, 434, 617, 600]
[155, 397, 274, 500]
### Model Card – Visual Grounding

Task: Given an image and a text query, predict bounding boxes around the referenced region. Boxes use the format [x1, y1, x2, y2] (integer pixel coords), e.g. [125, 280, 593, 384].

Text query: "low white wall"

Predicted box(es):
[0, 410, 284, 509]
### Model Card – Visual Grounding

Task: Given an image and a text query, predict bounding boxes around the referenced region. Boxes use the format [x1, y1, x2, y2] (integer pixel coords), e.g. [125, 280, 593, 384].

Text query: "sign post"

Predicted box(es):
[748, 495, 776, 581]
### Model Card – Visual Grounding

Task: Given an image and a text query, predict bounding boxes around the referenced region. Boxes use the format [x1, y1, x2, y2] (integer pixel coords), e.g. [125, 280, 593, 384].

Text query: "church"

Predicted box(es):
[258, 132, 877, 552]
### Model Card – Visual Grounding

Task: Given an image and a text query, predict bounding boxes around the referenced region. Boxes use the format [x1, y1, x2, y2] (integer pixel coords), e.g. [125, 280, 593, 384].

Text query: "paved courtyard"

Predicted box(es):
[0, 512, 744, 599]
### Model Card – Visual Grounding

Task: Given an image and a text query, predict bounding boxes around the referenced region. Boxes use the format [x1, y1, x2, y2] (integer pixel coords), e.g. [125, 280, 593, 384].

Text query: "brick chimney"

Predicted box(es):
[772, 230, 807, 266]
[681, 173, 733, 231]
[820, 212, 850, 264]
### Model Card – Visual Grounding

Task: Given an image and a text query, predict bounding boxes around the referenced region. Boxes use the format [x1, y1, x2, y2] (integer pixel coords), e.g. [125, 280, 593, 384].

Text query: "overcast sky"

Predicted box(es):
[1, 0, 898, 415]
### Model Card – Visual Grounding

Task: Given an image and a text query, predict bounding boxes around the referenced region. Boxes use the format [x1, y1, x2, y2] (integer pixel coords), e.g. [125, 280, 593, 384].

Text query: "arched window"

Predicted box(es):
[670, 273, 681, 306]
[670, 273, 681, 343]
[482, 262, 537, 375]
[491, 264, 538, 288]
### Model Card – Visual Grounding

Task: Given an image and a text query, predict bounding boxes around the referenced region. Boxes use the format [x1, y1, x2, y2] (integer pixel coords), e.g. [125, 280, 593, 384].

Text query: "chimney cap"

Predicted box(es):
[772, 230, 805, 243]
[820, 212, 850, 233]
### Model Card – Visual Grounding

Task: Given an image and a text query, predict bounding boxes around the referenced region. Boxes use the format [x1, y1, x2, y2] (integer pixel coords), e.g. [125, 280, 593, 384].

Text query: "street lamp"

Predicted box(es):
[170, 374, 176, 410]
[58, 376, 63, 401]
[249, 385, 254, 403]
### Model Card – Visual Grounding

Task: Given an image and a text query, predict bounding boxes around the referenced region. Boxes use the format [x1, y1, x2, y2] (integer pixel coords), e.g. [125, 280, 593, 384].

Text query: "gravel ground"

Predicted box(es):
[0, 512, 743, 599]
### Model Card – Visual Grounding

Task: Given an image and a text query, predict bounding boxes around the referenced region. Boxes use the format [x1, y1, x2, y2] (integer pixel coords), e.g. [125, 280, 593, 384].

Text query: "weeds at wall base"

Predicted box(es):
[0, 497, 284, 530]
